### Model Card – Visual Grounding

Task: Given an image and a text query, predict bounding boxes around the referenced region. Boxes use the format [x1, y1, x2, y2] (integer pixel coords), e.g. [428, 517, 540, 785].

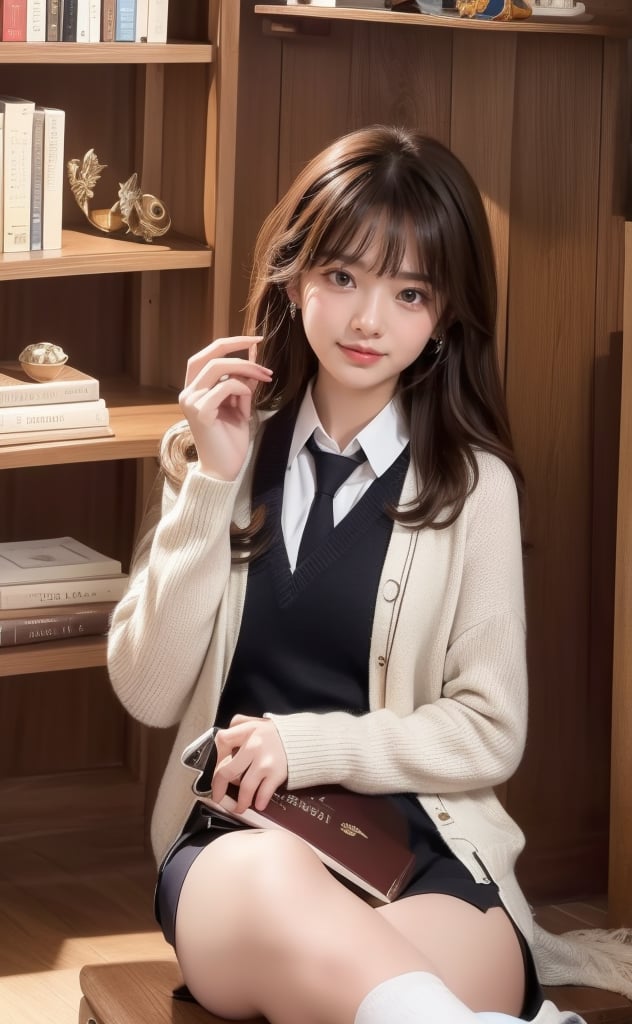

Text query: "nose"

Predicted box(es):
[350, 294, 384, 339]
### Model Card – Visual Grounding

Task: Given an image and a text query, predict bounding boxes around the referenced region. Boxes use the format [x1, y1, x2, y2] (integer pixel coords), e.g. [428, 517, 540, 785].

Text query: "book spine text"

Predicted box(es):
[0, 576, 128, 609]
[0, 398, 108, 433]
[0, 605, 114, 647]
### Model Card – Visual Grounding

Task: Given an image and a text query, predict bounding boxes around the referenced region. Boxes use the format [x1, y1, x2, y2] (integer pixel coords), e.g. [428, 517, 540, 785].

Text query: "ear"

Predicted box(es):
[286, 282, 301, 307]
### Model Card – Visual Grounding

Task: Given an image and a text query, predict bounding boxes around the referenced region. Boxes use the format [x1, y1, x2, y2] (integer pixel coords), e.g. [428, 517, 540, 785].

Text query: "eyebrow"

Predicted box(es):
[329, 253, 432, 284]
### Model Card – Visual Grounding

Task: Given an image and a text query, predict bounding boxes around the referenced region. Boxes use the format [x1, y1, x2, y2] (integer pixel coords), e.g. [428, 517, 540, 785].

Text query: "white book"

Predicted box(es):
[0, 574, 129, 610]
[88, 0, 101, 40]
[38, 106, 65, 251]
[146, 0, 167, 42]
[0, 536, 122, 586]
[0, 398, 108, 434]
[0, 113, 4, 254]
[0, 97, 35, 253]
[76, 0, 89, 40]
[0, 363, 99, 407]
[27, 0, 46, 40]
[30, 108, 44, 252]
[135, 0, 148, 40]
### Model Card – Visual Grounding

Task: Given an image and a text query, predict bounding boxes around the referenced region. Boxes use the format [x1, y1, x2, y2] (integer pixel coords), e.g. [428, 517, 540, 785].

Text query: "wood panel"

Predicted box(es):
[609, 223, 632, 927]
[504, 33, 606, 899]
[450, 31, 517, 375]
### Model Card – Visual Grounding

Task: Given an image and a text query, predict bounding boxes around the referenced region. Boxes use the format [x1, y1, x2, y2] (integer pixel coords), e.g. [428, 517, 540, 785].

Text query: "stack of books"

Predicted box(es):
[0, 361, 113, 445]
[3, 0, 169, 43]
[0, 95, 65, 253]
[0, 535, 129, 648]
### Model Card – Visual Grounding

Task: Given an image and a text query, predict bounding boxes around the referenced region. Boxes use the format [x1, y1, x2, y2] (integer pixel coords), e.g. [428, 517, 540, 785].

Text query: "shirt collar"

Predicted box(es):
[288, 380, 409, 477]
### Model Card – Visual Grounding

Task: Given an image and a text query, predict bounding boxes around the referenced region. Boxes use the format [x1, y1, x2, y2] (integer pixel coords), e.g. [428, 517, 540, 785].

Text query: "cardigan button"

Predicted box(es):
[438, 812, 451, 822]
[377, 655, 386, 667]
[383, 580, 400, 602]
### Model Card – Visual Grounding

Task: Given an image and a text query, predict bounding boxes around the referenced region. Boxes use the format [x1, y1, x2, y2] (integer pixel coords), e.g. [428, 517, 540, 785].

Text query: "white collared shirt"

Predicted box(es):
[282, 382, 409, 571]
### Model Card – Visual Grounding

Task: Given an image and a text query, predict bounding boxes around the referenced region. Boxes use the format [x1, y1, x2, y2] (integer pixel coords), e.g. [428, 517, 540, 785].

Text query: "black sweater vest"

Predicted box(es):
[216, 404, 410, 727]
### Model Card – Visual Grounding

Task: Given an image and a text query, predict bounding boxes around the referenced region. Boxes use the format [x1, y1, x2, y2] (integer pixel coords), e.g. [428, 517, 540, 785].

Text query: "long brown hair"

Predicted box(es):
[163, 125, 523, 540]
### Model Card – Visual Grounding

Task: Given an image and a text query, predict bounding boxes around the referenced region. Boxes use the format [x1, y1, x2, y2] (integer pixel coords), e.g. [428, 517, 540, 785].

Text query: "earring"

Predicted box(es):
[431, 334, 445, 356]
[289, 301, 297, 321]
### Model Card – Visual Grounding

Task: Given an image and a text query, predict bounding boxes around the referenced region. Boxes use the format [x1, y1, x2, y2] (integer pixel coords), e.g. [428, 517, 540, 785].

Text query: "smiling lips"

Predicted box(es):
[339, 343, 383, 365]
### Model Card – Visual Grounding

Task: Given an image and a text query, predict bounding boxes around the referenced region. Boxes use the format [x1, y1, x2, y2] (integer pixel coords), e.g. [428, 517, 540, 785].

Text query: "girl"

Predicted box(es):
[107, 126, 588, 1024]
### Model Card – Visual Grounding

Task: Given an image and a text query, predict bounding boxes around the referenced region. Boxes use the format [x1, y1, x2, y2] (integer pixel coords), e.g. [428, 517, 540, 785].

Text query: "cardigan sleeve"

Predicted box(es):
[107, 464, 241, 728]
[268, 455, 528, 795]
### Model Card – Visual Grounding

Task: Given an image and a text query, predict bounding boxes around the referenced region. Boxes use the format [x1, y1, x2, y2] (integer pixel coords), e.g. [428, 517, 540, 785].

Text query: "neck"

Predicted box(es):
[312, 373, 395, 449]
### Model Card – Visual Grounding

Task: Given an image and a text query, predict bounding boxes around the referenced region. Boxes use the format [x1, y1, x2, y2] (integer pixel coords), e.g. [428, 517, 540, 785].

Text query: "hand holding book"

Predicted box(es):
[182, 725, 415, 904]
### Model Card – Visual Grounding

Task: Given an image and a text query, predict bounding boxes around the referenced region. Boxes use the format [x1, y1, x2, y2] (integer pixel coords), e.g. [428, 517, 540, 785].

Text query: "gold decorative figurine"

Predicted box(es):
[67, 149, 171, 243]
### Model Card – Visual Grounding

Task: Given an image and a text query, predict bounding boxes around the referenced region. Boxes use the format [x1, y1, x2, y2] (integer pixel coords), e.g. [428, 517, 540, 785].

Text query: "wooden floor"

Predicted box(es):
[1, 830, 631, 1024]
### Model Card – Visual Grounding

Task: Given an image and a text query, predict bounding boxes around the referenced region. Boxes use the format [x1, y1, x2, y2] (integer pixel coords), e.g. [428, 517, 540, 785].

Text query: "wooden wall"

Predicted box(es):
[224, 4, 630, 903]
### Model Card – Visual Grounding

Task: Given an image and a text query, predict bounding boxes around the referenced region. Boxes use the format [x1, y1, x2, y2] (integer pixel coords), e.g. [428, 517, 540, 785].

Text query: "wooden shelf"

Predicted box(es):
[0, 379, 183, 468]
[255, 4, 631, 36]
[0, 229, 213, 281]
[0, 635, 108, 676]
[0, 41, 214, 64]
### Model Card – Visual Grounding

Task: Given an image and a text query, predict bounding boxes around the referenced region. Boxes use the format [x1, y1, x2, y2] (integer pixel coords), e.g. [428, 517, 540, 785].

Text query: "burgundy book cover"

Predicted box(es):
[182, 728, 415, 903]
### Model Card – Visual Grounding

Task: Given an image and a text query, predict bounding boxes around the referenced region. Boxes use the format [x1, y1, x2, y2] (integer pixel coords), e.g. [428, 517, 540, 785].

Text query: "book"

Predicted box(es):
[76, 0, 89, 39]
[46, 0, 62, 39]
[0, 601, 116, 647]
[0, 536, 122, 585]
[0, 398, 108, 434]
[61, 0, 77, 39]
[114, 0, 135, 40]
[30, 107, 44, 252]
[0, 96, 35, 252]
[182, 726, 416, 904]
[1, 0, 27, 40]
[26, 0, 45, 39]
[0, 573, 129, 609]
[0, 423, 113, 446]
[38, 105, 65, 251]
[88, 0, 100, 39]
[0, 363, 100, 408]
[100, 0, 114, 40]
[134, 0, 147, 40]
[146, 0, 167, 42]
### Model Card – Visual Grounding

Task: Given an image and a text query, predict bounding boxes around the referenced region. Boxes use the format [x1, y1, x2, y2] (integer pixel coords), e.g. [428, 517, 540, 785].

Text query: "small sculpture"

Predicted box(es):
[67, 149, 171, 243]
[19, 342, 69, 382]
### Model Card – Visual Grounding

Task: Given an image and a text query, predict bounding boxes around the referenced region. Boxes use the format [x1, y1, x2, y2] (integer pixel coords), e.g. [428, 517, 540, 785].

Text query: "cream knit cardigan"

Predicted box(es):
[107, 418, 632, 1004]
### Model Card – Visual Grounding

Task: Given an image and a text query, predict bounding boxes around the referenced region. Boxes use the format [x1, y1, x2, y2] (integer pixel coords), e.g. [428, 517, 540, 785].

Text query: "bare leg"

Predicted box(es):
[175, 830, 525, 1024]
[377, 895, 525, 1015]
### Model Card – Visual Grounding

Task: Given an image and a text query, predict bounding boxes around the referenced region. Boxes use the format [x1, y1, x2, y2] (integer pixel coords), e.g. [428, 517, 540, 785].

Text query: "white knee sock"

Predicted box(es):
[355, 972, 481, 1023]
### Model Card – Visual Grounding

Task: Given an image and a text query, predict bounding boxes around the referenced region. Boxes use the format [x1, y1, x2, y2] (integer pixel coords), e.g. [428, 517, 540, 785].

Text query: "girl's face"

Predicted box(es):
[289, 230, 440, 416]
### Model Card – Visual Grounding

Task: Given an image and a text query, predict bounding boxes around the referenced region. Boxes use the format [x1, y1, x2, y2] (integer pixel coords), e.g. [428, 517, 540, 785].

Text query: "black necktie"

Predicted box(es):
[297, 434, 367, 564]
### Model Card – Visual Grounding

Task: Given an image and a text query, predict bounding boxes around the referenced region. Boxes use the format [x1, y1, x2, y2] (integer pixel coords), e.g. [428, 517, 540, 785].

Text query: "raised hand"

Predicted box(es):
[212, 715, 289, 813]
[178, 336, 273, 480]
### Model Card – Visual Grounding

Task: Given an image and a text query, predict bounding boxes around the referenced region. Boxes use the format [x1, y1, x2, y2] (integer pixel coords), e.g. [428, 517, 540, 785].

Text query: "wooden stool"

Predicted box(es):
[78, 956, 632, 1024]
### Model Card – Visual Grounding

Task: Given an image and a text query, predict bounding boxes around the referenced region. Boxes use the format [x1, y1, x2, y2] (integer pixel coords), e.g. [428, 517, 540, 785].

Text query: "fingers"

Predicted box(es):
[211, 719, 288, 813]
[184, 336, 265, 389]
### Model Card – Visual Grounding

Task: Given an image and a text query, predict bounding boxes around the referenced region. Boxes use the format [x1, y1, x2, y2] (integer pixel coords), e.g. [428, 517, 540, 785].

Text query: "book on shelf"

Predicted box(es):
[0, 573, 129, 610]
[88, 0, 100, 40]
[0, 423, 113, 446]
[146, 0, 167, 42]
[26, 0, 45, 40]
[30, 107, 44, 252]
[76, 0, 90, 40]
[135, 0, 147, 40]
[0, 535, 122, 585]
[101, 0, 114, 40]
[38, 105, 65, 251]
[1, 0, 27, 40]
[115, 0, 136, 40]
[46, 0, 61, 40]
[182, 726, 416, 904]
[62, 0, 77, 39]
[0, 601, 116, 648]
[0, 398, 109, 435]
[0, 363, 100, 408]
[0, 96, 35, 253]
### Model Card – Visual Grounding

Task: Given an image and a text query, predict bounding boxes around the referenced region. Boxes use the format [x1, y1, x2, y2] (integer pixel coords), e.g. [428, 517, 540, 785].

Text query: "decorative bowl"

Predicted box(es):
[18, 342, 69, 381]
